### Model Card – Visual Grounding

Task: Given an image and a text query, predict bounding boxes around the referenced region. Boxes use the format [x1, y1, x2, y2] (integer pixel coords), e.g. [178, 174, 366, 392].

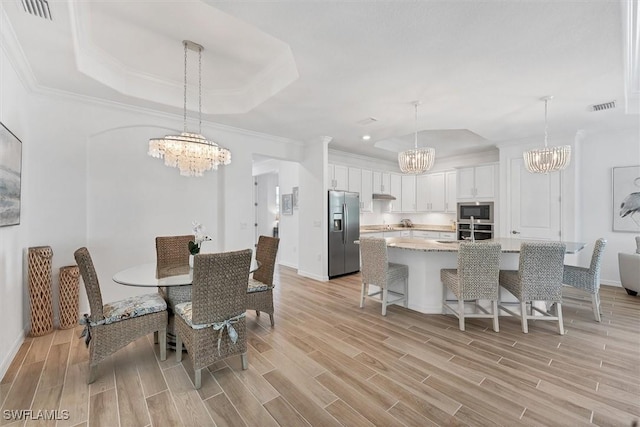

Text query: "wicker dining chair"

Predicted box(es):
[175, 249, 252, 389]
[155, 235, 194, 306]
[359, 237, 408, 316]
[499, 242, 566, 335]
[74, 247, 167, 384]
[441, 242, 502, 332]
[563, 238, 607, 322]
[247, 236, 280, 327]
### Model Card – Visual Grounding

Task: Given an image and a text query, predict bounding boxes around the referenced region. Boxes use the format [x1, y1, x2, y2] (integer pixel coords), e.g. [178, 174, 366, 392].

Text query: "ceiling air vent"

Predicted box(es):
[21, 0, 52, 20]
[357, 117, 378, 125]
[590, 101, 616, 112]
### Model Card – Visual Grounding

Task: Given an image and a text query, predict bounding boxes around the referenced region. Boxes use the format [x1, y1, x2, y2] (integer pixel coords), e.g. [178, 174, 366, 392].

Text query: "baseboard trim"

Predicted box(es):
[601, 280, 621, 287]
[297, 270, 327, 282]
[278, 261, 298, 270]
[0, 328, 27, 380]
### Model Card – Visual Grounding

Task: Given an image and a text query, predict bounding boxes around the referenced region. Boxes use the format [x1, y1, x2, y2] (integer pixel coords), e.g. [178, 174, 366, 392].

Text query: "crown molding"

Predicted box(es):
[0, 5, 39, 92]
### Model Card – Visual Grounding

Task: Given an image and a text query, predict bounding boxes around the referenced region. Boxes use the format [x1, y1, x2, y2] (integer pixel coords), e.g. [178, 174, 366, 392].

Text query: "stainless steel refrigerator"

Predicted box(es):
[328, 190, 360, 278]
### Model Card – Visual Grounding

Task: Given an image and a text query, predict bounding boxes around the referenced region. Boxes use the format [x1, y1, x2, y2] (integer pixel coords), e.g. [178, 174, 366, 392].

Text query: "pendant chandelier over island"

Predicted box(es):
[523, 96, 571, 174]
[398, 101, 435, 174]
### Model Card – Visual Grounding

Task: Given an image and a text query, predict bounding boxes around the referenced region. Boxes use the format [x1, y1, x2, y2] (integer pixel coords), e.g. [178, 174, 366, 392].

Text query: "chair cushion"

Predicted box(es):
[175, 302, 207, 329]
[174, 302, 246, 331]
[247, 277, 271, 293]
[100, 293, 167, 326]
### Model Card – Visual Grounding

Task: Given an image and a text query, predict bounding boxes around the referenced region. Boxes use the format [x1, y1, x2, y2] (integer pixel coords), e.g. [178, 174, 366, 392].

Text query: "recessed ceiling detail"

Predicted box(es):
[375, 129, 493, 159]
[68, 1, 298, 114]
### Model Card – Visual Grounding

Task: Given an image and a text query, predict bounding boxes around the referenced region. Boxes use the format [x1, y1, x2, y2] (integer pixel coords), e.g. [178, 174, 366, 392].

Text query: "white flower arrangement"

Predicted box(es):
[189, 221, 212, 255]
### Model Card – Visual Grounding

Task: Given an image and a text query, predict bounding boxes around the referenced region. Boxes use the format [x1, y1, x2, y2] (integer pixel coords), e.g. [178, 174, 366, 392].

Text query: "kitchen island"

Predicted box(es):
[372, 237, 585, 314]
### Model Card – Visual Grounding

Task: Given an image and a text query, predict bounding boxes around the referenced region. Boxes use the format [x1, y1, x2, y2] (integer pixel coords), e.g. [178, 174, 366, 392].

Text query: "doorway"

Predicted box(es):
[508, 157, 561, 240]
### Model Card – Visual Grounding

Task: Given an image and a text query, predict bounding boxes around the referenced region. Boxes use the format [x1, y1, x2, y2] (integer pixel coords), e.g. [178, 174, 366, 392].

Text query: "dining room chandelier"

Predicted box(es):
[148, 40, 231, 177]
[398, 101, 435, 174]
[523, 96, 571, 174]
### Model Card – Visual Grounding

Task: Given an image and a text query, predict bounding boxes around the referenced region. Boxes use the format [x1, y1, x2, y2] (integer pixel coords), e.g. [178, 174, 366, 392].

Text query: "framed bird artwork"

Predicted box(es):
[613, 165, 640, 232]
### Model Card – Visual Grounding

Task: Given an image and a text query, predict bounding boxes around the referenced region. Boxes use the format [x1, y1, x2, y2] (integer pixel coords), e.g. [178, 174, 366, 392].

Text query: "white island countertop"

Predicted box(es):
[378, 237, 585, 254]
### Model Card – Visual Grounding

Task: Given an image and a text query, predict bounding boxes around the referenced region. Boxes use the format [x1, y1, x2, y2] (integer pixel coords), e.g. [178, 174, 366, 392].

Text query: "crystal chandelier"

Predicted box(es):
[398, 102, 435, 174]
[523, 97, 571, 174]
[149, 40, 231, 177]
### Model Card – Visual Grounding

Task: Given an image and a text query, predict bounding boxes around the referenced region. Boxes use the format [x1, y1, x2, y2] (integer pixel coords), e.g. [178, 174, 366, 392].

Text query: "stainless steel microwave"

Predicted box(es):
[457, 202, 494, 224]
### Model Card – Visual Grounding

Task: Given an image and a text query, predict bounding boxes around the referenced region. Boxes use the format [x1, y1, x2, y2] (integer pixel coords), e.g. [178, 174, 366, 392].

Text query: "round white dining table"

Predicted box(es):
[112, 260, 260, 287]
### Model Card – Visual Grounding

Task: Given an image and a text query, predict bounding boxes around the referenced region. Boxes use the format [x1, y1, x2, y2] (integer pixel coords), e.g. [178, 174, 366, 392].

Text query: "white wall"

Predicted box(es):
[575, 128, 640, 284]
[276, 161, 300, 269]
[0, 40, 31, 377]
[299, 137, 330, 281]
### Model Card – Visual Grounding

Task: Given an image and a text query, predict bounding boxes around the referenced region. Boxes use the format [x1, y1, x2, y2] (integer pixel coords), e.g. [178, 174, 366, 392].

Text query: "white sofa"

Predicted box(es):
[618, 236, 640, 296]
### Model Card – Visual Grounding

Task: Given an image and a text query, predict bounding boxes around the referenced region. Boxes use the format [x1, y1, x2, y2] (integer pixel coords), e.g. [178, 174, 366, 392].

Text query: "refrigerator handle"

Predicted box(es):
[343, 203, 347, 244]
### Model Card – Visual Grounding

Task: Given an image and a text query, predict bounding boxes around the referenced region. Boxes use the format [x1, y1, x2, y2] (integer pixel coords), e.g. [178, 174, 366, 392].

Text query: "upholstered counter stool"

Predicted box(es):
[499, 242, 566, 335]
[441, 241, 502, 332]
[359, 237, 408, 316]
[563, 238, 607, 321]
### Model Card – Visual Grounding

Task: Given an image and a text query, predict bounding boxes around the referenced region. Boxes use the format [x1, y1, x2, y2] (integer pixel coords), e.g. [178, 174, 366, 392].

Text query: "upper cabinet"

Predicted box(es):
[416, 172, 445, 212]
[360, 169, 373, 212]
[372, 171, 391, 194]
[328, 163, 459, 213]
[445, 170, 457, 213]
[457, 164, 497, 200]
[328, 164, 349, 190]
[348, 167, 361, 193]
[389, 173, 402, 212]
[401, 175, 416, 212]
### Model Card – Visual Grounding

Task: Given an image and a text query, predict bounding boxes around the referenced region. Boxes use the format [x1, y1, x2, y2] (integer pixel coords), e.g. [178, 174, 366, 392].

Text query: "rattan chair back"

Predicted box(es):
[155, 235, 194, 278]
[253, 236, 279, 286]
[74, 247, 104, 323]
[191, 249, 252, 325]
[360, 237, 389, 288]
[457, 242, 501, 300]
[518, 242, 566, 302]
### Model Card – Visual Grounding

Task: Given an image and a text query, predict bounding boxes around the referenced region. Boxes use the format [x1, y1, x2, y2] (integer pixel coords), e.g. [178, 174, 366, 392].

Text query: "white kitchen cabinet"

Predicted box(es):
[445, 170, 457, 213]
[384, 231, 402, 238]
[363, 232, 385, 239]
[416, 172, 445, 212]
[360, 169, 373, 212]
[389, 173, 402, 212]
[412, 230, 457, 240]
[439, 232, 457, 241]
[372, 171, 391, 194]
[348, 167, 361, 193]
[401, 175, 416, 212]
[457, 164, 496, 200]
[328, 164, 349, 190]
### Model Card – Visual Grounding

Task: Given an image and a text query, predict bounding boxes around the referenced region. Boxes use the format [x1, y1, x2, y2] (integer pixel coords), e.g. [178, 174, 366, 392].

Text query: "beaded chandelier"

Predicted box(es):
[523, 97, 571, 174]
[149, 40, 231, 177]
[398, 102, 435, 174]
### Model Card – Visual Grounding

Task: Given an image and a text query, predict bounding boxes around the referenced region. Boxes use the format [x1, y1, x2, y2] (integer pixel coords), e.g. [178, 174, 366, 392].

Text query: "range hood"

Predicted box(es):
[372, 193, 396, 200]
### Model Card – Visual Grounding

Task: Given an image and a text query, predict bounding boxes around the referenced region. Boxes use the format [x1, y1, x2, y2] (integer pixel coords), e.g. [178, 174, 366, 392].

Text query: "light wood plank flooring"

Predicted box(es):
[1, 266, 639, 426]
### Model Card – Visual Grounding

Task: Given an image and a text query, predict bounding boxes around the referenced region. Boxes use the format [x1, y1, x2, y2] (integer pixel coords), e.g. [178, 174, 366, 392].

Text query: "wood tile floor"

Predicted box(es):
[1, 266, 639, 426]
